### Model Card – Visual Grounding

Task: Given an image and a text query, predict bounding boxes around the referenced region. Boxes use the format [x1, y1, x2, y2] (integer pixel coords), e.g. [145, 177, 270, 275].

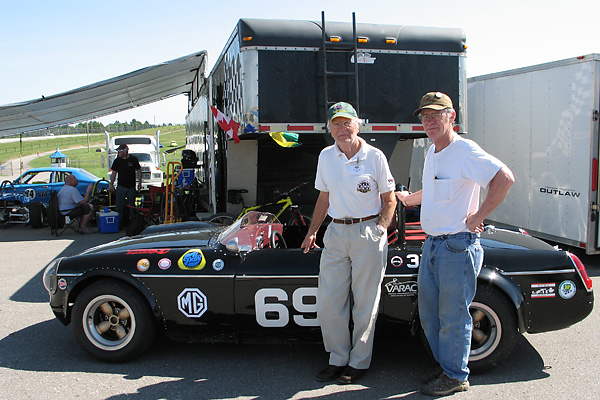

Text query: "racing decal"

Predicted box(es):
[558, 280, 576, 299]
[158, 258, 171, 270]
[356, 179, 372, 193]
[385, 278, 418, 297]
[255, 287, 319, 328]
[24, 188, 36, 200]
[531, 282, 555, 298]
[177, 249, 206, 270]
[177, 288, 208, 318]
[390, 256, 403, 267]
[212, 259, 225, 271]
[406, 254, 420, 268]
[58, 278, 67, 291]
[126, 249, 170, 255]
[137, 259, 150, 272]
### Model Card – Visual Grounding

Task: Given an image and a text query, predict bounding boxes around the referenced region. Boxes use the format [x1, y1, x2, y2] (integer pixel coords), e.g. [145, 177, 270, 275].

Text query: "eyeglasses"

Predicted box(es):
[330, 120, 355, 128]
[418, 110, 449, 123]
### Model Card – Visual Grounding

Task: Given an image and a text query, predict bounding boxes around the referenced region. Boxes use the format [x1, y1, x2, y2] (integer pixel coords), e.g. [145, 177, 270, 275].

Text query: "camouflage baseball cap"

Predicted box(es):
[327, 102, 358, 122]
[413, 92, 453, 116]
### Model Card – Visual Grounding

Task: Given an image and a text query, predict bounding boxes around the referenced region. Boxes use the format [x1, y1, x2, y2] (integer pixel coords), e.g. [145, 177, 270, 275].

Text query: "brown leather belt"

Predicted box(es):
[332, 214, 379, 225]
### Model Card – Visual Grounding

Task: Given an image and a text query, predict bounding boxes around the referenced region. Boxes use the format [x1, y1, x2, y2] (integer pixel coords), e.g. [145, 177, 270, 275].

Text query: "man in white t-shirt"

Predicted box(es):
[397, 92, 514, 396]
[57, 174, 94, 233]
[301, 102, 396, 384]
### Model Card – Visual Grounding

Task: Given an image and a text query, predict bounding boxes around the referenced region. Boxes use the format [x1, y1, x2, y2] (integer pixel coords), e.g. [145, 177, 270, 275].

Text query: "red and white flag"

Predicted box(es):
[210, 106, 240, 143]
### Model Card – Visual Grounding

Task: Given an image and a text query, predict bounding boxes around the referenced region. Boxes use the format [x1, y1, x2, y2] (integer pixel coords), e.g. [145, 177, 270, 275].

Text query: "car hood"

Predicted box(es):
[81, 225, 221, 255]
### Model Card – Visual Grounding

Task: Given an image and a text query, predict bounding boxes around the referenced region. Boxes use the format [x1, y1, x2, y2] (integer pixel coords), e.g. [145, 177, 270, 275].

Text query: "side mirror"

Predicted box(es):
[226, 237, 240, 254]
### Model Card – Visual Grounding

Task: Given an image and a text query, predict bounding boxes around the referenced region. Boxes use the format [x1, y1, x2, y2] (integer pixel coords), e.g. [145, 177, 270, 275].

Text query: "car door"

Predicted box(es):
[234, 248, 321, 334]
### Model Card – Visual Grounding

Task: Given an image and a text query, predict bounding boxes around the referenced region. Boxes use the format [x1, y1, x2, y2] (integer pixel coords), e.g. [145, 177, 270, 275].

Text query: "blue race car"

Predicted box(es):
[0, 167, 109, 227]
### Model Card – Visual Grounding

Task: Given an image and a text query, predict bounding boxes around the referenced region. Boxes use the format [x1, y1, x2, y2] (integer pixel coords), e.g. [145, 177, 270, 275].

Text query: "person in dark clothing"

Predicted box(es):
[109, 144, 142, 228]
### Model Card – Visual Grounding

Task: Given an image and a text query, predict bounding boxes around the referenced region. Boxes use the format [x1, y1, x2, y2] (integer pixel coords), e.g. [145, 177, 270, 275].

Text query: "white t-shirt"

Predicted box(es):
[421, 136, 505, 236]
[58, 184, 83, 214]
[315, 137, 396, 219]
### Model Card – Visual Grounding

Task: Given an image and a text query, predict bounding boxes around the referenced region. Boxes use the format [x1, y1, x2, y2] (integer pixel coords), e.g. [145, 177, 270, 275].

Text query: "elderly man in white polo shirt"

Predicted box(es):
[301, 101, 396, 384]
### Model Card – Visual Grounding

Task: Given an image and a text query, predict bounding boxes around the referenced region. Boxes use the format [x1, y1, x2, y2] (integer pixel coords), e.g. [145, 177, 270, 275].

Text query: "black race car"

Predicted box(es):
[43, 209, 594, 372]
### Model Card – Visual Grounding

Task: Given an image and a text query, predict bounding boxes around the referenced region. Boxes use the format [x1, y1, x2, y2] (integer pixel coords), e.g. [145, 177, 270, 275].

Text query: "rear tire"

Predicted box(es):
[468, 284, 517, 373]
[418, 283, 518, 374]
[71, 280, 156, 362]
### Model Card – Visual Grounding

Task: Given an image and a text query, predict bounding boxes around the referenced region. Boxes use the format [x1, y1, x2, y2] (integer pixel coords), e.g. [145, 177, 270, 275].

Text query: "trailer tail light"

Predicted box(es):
[329, 36, 341, 42]
[568, 252, 593, 292]
[385, 37, 397, 44]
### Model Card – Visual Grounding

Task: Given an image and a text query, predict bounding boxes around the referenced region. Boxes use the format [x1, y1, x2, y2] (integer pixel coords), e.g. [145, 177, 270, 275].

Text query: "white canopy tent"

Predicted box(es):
[0, 51, 206, 137]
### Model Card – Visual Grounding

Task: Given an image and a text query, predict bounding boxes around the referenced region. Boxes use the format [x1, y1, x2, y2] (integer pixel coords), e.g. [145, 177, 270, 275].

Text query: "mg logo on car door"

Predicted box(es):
[177, 288, 208, 318]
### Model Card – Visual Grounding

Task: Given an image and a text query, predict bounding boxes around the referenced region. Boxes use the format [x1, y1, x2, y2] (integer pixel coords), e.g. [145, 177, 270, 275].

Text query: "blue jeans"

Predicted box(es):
[115, 185, 136, 226]
[418, 232, 483, 382]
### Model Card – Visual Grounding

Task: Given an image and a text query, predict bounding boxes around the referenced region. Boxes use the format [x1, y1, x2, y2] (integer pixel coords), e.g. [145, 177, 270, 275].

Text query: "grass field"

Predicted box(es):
[22, 126, 187, 179]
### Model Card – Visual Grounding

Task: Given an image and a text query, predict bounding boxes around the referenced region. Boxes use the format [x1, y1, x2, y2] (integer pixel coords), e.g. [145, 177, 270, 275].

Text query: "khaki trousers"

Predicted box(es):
[318, 219, 387, 369]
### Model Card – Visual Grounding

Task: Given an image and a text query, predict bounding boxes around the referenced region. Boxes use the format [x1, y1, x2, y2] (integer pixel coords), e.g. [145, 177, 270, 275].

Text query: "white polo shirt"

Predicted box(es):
[315, 137, 395, 219]
[421, 136, 505, 236]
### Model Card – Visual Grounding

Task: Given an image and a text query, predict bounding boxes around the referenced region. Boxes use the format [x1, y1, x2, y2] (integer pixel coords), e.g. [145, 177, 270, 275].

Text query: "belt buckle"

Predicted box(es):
[343, 218, 354, 225]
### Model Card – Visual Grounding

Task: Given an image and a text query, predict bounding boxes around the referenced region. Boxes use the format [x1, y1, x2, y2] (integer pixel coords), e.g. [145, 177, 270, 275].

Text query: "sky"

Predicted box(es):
[1, 0, 599, 127]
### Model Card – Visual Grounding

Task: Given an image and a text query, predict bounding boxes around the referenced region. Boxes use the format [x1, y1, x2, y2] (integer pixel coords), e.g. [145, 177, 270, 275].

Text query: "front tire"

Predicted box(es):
[71, 280, 156, 362]
[468, 284, 517, 373]
[28, 201, 45, 228]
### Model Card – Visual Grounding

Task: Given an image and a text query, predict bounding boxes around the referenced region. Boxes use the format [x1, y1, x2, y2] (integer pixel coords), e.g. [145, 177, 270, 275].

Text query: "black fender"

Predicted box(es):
[64, 267, 165, 327]
[477, 266, 526, 332]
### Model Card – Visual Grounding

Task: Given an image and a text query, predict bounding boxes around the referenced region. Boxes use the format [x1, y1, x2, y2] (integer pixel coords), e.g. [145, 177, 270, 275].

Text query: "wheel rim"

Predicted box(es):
[81, 294, 136, 351]
[469, 301, 502, 361]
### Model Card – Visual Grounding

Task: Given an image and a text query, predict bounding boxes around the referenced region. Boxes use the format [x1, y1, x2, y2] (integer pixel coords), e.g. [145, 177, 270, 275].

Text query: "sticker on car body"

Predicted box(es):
[531, 282, 555, 298]
[178, 249, 206, 270]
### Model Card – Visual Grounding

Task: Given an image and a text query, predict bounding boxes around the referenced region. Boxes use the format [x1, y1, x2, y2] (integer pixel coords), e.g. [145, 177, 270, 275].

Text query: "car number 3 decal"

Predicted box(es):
[255, 288, 319, 327]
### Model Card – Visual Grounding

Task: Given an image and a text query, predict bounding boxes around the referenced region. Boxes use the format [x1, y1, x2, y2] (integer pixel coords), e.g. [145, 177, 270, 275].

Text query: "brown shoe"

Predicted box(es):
[316, 365, 345, 382]
[337, 366, 367, 384]
[421, 373, 469, 396]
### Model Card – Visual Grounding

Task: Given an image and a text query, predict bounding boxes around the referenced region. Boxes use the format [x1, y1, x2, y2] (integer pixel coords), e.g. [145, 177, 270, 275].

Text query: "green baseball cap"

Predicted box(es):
[327, 102, 358, 122]
[413, 92, 453, 116]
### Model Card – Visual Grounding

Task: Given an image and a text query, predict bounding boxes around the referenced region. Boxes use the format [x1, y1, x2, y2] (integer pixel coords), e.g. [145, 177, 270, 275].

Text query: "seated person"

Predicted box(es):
[57, 175, 94, 233]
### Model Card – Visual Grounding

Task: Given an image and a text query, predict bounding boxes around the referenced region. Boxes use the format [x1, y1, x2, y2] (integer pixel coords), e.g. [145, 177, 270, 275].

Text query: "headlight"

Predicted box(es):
[43, 257, 63, 295]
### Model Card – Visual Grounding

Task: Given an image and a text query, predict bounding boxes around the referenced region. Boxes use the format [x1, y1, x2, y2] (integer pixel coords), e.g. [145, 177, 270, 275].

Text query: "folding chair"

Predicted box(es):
[48, 191, 82, 237]
[126, 185, 166, 236]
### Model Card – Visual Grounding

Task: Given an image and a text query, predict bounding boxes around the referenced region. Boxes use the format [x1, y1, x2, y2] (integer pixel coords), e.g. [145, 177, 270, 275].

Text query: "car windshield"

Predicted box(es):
[218, 211, 283, 252]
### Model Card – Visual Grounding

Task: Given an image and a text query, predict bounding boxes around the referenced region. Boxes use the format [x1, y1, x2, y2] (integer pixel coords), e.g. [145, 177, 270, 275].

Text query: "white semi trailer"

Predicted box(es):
[467, 54, 600, 254]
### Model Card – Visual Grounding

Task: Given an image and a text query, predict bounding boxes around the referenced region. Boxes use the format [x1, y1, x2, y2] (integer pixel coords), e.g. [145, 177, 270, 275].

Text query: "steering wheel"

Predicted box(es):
[269, 230, 287, 249]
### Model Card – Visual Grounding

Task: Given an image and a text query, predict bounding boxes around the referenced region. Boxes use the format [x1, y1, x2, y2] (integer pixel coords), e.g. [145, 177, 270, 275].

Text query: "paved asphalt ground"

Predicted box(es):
[1, 224, 599, 400]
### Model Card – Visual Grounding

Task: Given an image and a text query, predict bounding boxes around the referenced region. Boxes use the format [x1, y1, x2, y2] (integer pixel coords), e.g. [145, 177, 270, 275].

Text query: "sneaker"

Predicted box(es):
[421, 364, 444, 384]
[316, 365, 345, 382]
[421, 373, 469, 396]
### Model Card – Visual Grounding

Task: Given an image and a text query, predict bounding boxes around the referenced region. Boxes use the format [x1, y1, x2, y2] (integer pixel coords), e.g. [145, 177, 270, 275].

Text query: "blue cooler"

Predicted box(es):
[98, 211, 119, 233]
[177, 169, 195, 187]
